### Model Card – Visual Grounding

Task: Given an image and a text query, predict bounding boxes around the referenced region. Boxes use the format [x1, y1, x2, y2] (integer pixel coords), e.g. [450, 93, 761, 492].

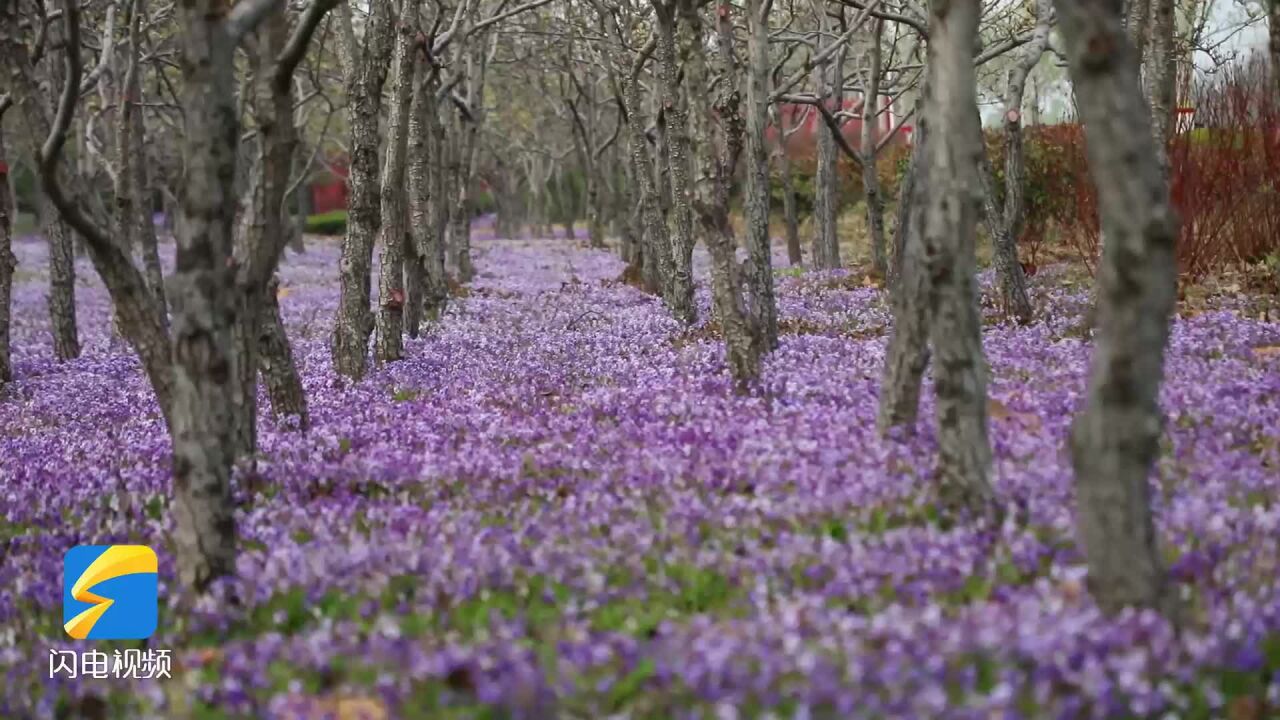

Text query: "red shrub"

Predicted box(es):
[1041, 55, 1280, 278]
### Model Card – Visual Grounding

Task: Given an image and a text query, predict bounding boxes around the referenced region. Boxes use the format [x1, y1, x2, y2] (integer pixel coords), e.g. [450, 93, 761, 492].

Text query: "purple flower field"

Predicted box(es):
[2, 231, 1279, 719]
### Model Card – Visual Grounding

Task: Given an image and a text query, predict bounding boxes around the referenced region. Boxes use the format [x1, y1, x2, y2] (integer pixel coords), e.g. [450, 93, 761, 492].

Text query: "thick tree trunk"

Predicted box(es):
[331, 0, 396, 381]
[743, 0, 778, 350]
[1055, 0, 1178, 616]
[168, 3, 249, 592]
[811, 11, 846, 271]
[862, 20, 889, 279]
[374, 12, 418, 365]
[918, 0, 996, 518]
[652, 1, 697, 324]
[408, 75, 449, 327]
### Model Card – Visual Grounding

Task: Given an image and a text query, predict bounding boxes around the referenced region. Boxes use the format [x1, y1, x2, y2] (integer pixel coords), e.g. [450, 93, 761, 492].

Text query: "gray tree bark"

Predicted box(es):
[0, 111, 13, 390]
[861, 19, 889, 278]
[331, 0, 397, 381]
[619, 56, 673, 297]
[1145, 0, 1176, 174]
[743, 0, 778, 350]
[879, 114, 930, 430]
[919, 0, 996, 518]
[1055, 0, 1178, 616]
[651, 0, 697, 324]
[977, 0, 1051, 325]
[773, 108, 803, 266]
[687, 0, 764, 387]
[374, 8, 420, 364]
[407, 70, 449, 329]
[810, 8, 846, 271]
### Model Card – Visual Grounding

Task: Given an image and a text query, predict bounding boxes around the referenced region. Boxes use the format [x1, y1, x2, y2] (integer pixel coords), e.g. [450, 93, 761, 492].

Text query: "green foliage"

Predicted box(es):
[304, 210, 347, 235]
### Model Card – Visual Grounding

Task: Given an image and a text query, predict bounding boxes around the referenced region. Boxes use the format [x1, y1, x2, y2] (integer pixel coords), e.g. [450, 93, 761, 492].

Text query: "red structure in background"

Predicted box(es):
[766, 93, 911, 161]
[310, 161, 349, 214]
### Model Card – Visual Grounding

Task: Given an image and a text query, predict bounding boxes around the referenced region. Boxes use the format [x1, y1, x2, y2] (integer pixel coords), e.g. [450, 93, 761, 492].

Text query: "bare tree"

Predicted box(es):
[0, 0, 80, 361]
[977, 0, 1052, 324]
[38, 0, 327, 592]
[1055, 0, 1178, 616]
[878, 0, 996, 519]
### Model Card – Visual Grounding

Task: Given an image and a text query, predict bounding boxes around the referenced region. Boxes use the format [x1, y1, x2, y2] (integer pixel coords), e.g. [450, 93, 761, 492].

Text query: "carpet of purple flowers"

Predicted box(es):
[2, 224, 1280, 719]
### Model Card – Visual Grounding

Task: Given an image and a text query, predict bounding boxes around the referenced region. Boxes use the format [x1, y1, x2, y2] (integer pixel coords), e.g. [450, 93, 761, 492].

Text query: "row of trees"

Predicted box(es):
[0, 0, 1231, 618]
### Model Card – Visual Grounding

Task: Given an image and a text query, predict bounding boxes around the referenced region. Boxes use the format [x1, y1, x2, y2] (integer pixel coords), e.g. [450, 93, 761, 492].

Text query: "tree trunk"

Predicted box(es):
[878, 121, 930, 430]
[775, 116, 802, 266]
[811, 9, 846, 271]
[651, 0, 697, 324]
[743, 0, 778, 350]
[620, 64, 671, 297]
[1145, 0, 1177, 175]
[918, 0, 996, 518]
[259, 276, 308, 429]
[861, 20, 889, 278]
[1272, 1, 1280, 103]
[880, 91, 928, 426]
[0, 122, 13, 389]
[409, 73, 449, 326]
[331, 0, 396, 381]
[1054, 0, 1177, 616]
[168, 2, 249, 592]
[374, 11, 418, 365]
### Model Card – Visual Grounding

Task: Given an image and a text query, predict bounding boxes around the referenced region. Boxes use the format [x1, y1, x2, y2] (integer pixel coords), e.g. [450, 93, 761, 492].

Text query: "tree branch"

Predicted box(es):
[226, 0, 283, 43]
[272, 0, 340, 93]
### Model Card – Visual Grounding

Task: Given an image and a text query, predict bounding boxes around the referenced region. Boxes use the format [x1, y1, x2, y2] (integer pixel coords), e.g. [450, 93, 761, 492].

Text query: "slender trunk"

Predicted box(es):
[232, 9, 310, 459]
[811, 11, 846, 270]
[374, 12, 418, 364]
[652, 0, 697, 323]
[862, 20, 888, 278]
[1126, 0, 1151, 63]
[1272, 1, 1280, 103]
[880, 94, 928, 425]
[0, 124, 13, 388]
[40, 199, 80, 360]
[259, 276, 308, 429]
[1055, 0, 1177, 616]
[331, 0, 396, 381]
[744, 0, 778, 350]
[1146, 0, 1177, 175]
[775, 119, 802, 266]
[879, 122, 930, 429]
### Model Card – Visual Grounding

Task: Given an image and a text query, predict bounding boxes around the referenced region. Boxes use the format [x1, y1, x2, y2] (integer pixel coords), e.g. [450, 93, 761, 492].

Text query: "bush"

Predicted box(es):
[305, 210, 347, 235]
[1030, 55, 1280, 278]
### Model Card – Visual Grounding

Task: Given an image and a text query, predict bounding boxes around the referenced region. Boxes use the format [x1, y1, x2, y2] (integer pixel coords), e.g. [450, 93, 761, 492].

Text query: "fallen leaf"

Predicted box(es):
[1253, 345, 1280, 359]
[276, 286, 291, 299]
[331, 697, 388, 720]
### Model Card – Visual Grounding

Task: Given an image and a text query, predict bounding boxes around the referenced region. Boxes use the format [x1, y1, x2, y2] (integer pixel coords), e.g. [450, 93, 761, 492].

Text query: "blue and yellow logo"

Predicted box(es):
[63, 545, 158, 640]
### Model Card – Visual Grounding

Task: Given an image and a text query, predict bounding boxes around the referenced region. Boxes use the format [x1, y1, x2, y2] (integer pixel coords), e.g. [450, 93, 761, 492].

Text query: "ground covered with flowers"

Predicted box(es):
[2, 225, 1280, 719]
